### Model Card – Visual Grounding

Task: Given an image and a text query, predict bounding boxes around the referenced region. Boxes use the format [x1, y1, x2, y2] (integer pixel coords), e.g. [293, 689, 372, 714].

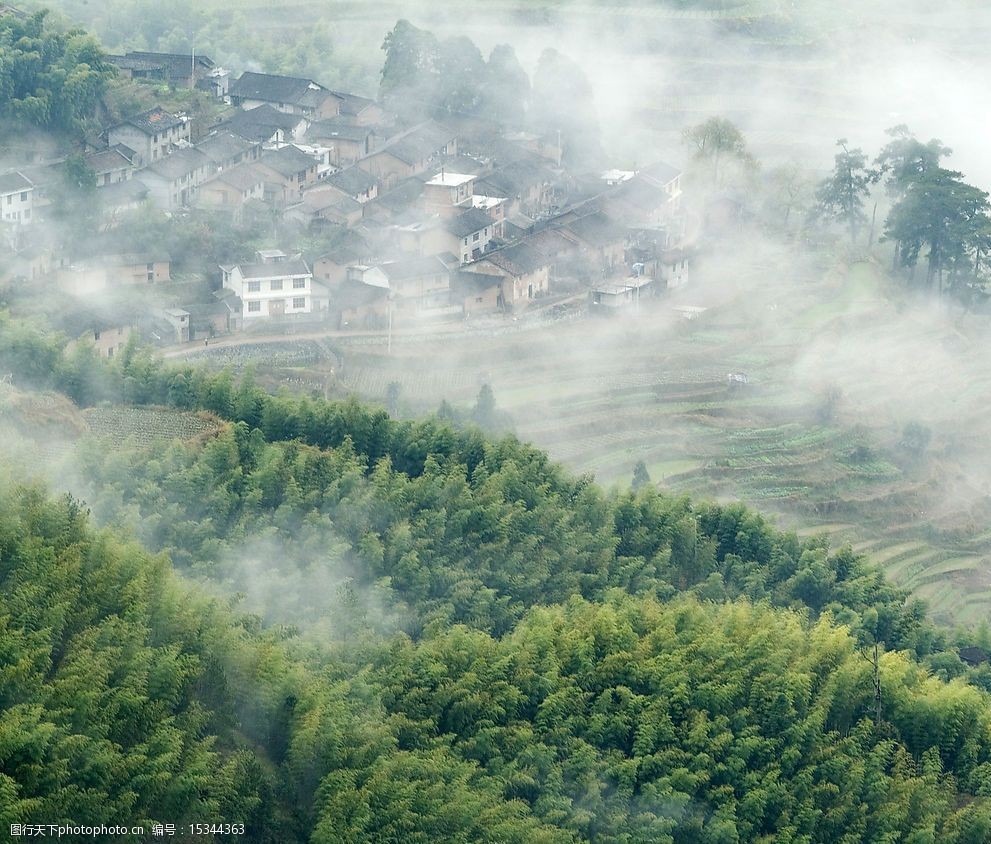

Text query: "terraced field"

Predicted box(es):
[324, 257, 991, 624]
[82, 407, 223, 447]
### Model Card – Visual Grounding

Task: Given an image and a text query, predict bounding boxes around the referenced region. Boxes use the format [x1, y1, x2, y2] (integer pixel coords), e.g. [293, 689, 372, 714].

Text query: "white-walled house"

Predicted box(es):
[0, 171, 34, 226]
[221, 250, 313, 320]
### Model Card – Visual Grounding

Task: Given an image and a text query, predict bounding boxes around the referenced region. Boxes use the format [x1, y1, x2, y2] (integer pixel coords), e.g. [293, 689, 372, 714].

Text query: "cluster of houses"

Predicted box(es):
[1, 46, 692, 346]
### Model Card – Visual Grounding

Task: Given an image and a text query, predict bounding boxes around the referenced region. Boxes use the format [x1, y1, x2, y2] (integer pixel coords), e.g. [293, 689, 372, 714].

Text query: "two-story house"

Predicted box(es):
[0, 171, 34, 226]
[140, 147, 212, 209]
[254, 145, 320, 203]
[84, 147, 135, 186]
[108, 107, 191, 167]
[195, 132, 262, 171]
[421, 171, 475, 217]
[221, 250, 313, 320]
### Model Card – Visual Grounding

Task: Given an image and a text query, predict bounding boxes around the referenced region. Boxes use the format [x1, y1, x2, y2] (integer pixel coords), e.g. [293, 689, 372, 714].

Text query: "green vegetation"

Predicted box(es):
[0, 9, 114, 135]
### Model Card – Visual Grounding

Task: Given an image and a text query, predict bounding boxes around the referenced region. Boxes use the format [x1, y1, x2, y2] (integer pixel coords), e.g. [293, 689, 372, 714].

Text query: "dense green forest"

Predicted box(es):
[5, 320, 991, 841]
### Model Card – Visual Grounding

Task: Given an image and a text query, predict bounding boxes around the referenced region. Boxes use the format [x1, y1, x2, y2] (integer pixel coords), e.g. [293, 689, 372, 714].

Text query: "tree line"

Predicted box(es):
[815, 127, 991, 301]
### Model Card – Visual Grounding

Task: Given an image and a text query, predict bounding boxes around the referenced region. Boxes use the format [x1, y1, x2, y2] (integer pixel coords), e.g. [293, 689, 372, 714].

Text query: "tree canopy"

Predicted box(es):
[0, 10, 115, 134]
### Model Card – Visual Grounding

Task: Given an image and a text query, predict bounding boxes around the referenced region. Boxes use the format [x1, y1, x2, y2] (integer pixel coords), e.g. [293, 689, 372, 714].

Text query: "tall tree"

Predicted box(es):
[875, 125, 951, 200]
[378, 19, 438, 119]
[433, 36, 486, 118]
[884, 165, 991, 293]
[482, 44, 530, 128]
[682, 117, 756, 186]
[813, 139, 876, 244]
[530, 48, 601, 167]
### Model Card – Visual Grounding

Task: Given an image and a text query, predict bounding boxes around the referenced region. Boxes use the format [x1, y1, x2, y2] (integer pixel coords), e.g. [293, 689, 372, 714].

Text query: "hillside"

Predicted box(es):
[5, 390, 991, 840]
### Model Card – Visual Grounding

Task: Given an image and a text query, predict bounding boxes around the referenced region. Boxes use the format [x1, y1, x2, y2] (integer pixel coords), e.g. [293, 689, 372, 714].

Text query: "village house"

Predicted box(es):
[357, 121, 457, 189]
[474, 158, 554, 218]
[0, 172, 34, 227]
[195, 132, 261, 171]
[450, 269, 503, 316]
[471, 194, 508, 237]
[395, 206, 494, 264]
[196, 165, 265, 213]
[589, 277, 653, 313]
[0, 243, 61, 286]
[109, 51, 217, 90]
[253, 145, 320, 203]
[304, 119, 377, 168]
[216, 105, 307, 148]
[85, 147, 135, 186]
[421, 171, 475, 217]
[377, 255, 453, 314]
[108, 107, 191, 167]
[139, 147, 212, 210]
[337, 277, 389, 329]
[230, 72, 342, 120]
[603, 161, 683, 229]
[322, 166, 379, 204]
[559, 211, 629, 271]
[463, 240, 550, 308]
[445, 207, 497, 263]
[97, 179, 150, 225]
[67, 323, 137, 359]
[221, 250, 314, 321]
[54, 252, 170, 295]
[328, 90, 386, 127]
[312, 234, 375, 290]
[285, 188, 362, 228]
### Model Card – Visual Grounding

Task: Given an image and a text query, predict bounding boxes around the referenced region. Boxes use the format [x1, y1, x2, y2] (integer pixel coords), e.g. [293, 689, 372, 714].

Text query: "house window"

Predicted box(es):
[270, 279, 283, 291]
[94, 330, 101, 340]
[247, 301, 261, 312]
[20, 192, 27, 201]
[107, 347, 114, 358]
[247, 281, 261, 292]
[147, 272, 154, 281]
[475, 296, 483, 303]
[146, 263, 154, 272]
[463, 238, 468, 246]
[293, 278, 306, 289]
[293, 297, 305, 309]
[472, 232, 479, 242]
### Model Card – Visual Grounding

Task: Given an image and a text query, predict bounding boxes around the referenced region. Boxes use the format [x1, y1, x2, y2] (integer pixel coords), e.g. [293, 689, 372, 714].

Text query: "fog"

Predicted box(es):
[4, 0, 991, 626]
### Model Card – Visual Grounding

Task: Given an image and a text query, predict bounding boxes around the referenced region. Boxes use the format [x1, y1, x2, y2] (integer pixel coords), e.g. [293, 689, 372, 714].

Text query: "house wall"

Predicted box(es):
[109, 121, 190, 167]
[458, 282, 501, 316]
[69, 325, 135, 359]
[94, 164, 133, 186]
[224, 267, 313, 319]
[339, 298, 388, 329]
[109, 260, 170, 284]
[198, 180, 263, 209]
[357, 152, 416, 189]
[0, 187, 33, 225]
[313, 258, 349, 290]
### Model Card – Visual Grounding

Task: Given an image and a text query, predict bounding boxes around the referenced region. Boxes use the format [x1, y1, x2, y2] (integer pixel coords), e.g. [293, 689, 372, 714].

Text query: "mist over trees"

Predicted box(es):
[808, 127, 991, 302]
[8, 2, 991, 841]
[379, 20, 600, 165]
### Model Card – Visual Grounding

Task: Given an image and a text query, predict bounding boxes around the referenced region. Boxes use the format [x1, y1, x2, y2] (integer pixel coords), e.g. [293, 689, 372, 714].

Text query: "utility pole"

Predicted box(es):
[191, 45, 195, 90]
